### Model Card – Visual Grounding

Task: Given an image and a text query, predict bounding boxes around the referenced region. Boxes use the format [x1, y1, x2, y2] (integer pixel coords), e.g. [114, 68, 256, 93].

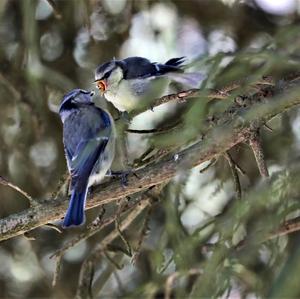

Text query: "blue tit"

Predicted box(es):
[95, 56, 202, 112]
[59, 89, 115, 228]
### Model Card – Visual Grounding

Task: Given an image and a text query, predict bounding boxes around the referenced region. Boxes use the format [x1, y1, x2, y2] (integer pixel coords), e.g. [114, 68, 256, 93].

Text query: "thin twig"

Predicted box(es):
[234, 161, 246, 176]
[126, 121, 181, 134]
[76, 260, 94, 299]
[129, 77, 276, 118]
[133, 148, 170, 168]
[236, 216, 300, 251]
[153, 88, 200, 106]
[199, 158, 217, 173]
[132, 146, 156, 168]
[132, 205, 152, 263]
[23, 231, 36, 241]
[103, 251, 123, 270]
[0, 72, 21, 100]
[44, 223, 63, 233]
[224, 152, 242, 200]
[248, 130, 269, 178]
[50, 197, 143, 259]
[115, 200, 133, 257]
[52, 253, 63, 287]
[113, 271, 125, 294]
[263, 123, 273, 132]
[158, 255, 174, 274]
[76, 198, 150, 298]
[268, 216, 300, 240]
[165, 268, 203, 299]
[0, 175, 36, 206]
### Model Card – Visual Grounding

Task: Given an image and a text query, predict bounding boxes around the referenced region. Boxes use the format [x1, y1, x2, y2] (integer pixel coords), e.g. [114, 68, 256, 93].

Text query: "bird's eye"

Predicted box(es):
[96, 80, 107, 92]
[103, 70, 111, 79]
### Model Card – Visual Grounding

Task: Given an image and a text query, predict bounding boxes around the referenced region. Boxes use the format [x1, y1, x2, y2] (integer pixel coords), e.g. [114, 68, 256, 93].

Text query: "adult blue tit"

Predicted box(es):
[95, 56, 202, 112]
[59, 89, 115, 228]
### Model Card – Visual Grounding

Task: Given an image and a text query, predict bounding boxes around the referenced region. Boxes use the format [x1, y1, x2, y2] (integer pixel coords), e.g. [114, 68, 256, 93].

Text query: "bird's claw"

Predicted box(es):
[107, 170, 133, 187]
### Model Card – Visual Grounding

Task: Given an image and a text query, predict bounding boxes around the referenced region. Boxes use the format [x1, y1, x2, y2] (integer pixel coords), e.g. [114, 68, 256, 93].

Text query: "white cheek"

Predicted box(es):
[95, 73, 102, 81]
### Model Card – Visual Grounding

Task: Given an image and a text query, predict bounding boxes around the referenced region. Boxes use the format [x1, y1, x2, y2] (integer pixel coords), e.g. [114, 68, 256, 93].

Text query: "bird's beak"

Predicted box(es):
[95, 79, 107, 96]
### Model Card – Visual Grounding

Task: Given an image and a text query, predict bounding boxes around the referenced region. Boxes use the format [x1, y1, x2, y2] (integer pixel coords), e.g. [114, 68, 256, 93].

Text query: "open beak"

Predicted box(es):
[95, 79, 107, 96]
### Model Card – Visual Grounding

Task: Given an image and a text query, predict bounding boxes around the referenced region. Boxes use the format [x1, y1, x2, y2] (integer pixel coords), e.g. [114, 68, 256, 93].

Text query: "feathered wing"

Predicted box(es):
[121, 57, 185, 80]
[62, 107, 112, 227]
[121, 57, 157, 79]
[63, 136, 109, 227]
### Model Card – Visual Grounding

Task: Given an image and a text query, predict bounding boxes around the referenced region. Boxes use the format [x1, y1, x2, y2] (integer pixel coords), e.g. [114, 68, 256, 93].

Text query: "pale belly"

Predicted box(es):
[105, 91, 137, 112]
[104, 77, 170, 112]
[88, 128, 116, 187]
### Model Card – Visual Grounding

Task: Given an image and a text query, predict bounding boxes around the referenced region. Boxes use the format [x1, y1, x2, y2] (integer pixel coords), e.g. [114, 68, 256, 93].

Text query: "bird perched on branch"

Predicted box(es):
[95, 56, 202, 112]
[59, 89, 115, 228]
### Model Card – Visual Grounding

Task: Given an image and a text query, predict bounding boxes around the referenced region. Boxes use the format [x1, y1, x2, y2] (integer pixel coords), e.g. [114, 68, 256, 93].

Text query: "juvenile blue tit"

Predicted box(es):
[59, 89, 115, 228]
[95, 56, 201, 112]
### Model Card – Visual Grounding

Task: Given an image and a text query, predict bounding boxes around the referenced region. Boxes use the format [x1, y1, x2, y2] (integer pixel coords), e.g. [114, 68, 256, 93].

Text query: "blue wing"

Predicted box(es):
[63, 106, 112, 186]
[69, 137, 109, 190]
[62, 137, 109, 228]
[121, 57, 185, 80]
[62, 106, 112, 227]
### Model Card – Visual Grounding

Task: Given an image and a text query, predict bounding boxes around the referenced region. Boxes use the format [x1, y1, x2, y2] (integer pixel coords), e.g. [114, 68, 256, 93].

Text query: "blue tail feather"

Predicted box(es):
[165, 57, 185, 67]
[62, 188, 87, 228]
[157, 57, 185, 74]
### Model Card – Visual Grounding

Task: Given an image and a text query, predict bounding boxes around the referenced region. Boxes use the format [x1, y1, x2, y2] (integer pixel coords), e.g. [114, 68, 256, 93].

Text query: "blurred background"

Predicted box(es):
[1, 0, 300, 298]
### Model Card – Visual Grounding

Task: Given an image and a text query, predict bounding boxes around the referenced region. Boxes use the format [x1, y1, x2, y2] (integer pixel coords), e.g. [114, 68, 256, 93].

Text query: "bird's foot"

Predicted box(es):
[106, 169, 136, 187]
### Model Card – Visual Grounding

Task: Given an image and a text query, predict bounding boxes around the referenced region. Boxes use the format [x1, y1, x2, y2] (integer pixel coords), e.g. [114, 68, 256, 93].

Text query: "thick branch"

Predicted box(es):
[0, 81, 299, 242]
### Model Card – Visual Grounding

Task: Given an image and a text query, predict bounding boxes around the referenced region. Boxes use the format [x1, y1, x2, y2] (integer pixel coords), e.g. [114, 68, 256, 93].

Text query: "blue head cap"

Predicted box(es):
[59, 89, 94, 114]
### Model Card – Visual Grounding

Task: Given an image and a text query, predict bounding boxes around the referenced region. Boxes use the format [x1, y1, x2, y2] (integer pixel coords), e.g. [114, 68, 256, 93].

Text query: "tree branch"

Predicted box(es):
[0, 175, 36, 206]
[129, 77, 275, 117]
[248, 129, 269, 178]
[0, 78, 299, 242]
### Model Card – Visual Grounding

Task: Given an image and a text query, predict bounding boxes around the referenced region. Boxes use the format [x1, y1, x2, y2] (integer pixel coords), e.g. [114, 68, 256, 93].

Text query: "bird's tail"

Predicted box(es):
[165, 57, 186, 67]
[160, 57, 205, 87]
[62, 186, 88, 228]
[157, 57, 185, 74]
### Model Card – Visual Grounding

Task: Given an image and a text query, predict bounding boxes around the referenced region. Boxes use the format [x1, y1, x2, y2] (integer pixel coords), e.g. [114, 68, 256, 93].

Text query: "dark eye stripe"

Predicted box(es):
[102, 70, 112, 80]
